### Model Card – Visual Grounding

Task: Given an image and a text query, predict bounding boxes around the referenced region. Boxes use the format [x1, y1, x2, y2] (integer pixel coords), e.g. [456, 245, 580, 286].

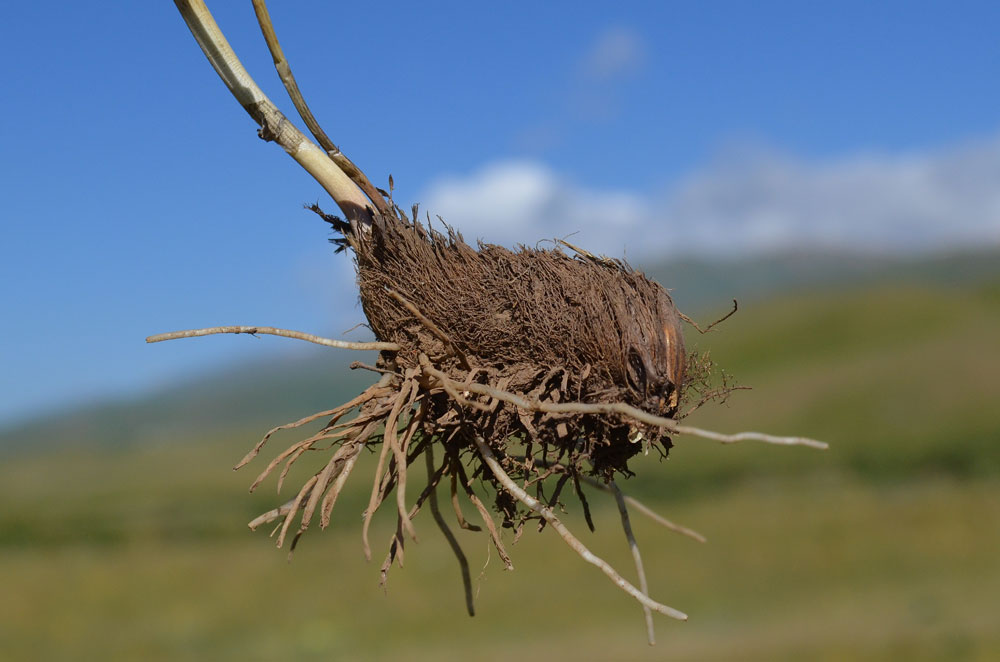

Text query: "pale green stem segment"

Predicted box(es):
[250, 0, 389, 215]
[173, 0, 372, 224]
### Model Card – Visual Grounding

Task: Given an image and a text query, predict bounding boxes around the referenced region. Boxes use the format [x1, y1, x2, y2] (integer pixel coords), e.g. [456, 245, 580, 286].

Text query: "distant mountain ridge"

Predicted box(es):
[0, 350, 378, 455]
[646, 246, 1000, 314]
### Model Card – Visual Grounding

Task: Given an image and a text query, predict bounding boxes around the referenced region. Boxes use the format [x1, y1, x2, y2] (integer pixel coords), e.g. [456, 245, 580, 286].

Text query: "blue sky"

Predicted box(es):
[2, 1, 998, 425]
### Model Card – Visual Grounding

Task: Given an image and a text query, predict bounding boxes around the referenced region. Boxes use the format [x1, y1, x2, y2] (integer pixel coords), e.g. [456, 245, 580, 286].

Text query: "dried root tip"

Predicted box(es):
[450, 472, 482, 532]
[679, 299, 738, 334]
[248, 498, 294, 531]
[236, 406, 341, 471]
[578, 473, 706, 544]
[237, 385, 390, 471]
[379, 449, 451, 588]
[422, 364, 828, 450]
[276, 474, 318, 549]
[610, 480, 656, 645]
[427, 446, 475, 616]
[472, 435, 688, 622]
[455, 457, 514, 570]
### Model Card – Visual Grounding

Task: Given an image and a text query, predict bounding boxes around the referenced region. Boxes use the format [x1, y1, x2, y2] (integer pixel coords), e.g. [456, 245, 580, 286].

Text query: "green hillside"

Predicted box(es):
[0, 350, 380, 455]
[1, 261, 998, 660]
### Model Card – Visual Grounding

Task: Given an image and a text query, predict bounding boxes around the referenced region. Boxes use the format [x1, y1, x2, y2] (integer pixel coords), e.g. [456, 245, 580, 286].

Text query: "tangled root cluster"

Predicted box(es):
[221, 205, 823, 635]
[238, 204, 698, 621]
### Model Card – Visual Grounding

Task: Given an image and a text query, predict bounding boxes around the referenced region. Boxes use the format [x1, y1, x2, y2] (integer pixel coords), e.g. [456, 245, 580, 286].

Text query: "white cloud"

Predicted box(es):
[422, 160, 647, 254]
[420, 135, 1000, 258]
[663, 137, 1000, 254]
[582, 26, 646, 81]
[513, 26, 647, 151]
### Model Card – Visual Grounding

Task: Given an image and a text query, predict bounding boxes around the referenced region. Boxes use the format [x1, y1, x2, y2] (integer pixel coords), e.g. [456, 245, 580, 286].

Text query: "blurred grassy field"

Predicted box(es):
[2, 274, 998, 660]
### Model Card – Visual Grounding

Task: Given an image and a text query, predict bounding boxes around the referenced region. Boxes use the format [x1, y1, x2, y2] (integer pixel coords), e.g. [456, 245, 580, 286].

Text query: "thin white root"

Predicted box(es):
[423, 365, 827, 449]
[473, 436, 688, 622]
[146, 325, 400, 351]
[673, 427, 827, 448]
[578, 475, 707, 544]
[622, 493, 706, 543]
[610, 480, 655, 645]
